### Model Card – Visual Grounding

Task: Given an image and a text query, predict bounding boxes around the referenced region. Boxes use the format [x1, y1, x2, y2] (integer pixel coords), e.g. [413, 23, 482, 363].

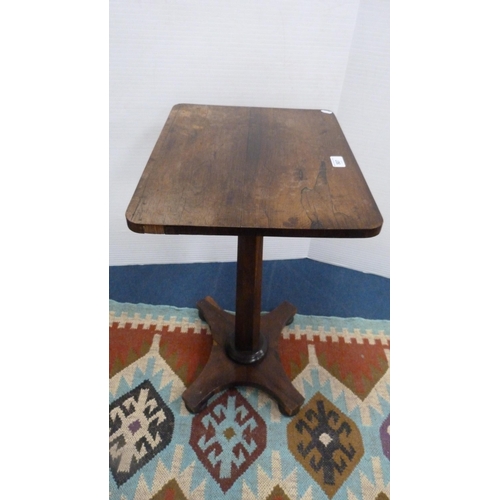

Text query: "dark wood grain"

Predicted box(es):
[234, 235, 263, 353]
[126, 104, 383, 237]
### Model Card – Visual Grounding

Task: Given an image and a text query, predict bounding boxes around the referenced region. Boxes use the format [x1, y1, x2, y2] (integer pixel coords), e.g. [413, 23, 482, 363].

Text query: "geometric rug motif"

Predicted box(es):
[287, 392, 364, 497]
[190, 389, 267, 492]
[109, 300, 390, 499]
[150, 478, 188, 500]
[315, 338, 389, 400]
[380, 415, 390, 461]
[109, 380, 175, 486]
[109, 310, 213, 385]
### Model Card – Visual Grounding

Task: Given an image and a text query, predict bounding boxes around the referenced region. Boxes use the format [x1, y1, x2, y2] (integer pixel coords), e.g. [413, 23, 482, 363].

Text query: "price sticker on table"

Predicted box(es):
[330, 156, 346, 167]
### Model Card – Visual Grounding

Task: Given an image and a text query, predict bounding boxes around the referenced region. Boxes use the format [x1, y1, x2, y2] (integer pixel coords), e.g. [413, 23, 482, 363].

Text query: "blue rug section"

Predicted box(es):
[109, 258, 389, 320]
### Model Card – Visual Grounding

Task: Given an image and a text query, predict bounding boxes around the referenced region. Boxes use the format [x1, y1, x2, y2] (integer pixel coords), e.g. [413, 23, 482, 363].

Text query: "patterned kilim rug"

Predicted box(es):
[109, 300, 390, 500]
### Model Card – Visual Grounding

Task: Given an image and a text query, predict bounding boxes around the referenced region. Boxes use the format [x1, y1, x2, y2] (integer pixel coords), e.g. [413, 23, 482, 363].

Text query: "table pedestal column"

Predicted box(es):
[182, 235, 305, 417]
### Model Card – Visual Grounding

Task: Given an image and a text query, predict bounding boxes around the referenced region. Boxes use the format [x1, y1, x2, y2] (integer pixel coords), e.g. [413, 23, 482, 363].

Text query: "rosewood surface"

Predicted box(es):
[126, 104, 383, 238]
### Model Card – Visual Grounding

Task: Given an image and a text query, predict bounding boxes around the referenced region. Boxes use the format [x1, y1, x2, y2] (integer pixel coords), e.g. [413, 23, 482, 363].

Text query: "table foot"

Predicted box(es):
[182, 297, 305, 417]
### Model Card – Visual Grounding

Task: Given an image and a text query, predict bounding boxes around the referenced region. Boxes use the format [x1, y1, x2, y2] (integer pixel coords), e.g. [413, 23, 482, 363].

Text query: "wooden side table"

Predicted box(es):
[126, 104, 383, 416]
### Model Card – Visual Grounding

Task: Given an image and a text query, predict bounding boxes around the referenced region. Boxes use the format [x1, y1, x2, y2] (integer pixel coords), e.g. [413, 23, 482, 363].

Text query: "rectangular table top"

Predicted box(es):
[126, 104, 383, 238]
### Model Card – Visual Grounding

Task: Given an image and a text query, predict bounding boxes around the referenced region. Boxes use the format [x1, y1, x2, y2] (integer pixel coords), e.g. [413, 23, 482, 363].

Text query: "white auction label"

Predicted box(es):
[330, 156, 346, 167]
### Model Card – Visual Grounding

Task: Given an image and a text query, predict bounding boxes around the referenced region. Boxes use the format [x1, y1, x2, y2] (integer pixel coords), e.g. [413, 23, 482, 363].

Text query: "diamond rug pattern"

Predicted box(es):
[109, 300, 390, 499]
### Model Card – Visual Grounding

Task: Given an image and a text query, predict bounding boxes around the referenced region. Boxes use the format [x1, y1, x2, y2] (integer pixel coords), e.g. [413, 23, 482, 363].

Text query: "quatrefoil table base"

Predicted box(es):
[182, 295, 305, 417]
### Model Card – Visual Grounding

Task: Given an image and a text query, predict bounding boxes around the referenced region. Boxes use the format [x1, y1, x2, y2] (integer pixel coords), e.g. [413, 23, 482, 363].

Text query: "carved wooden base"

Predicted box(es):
[182, 296, 305, 417]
